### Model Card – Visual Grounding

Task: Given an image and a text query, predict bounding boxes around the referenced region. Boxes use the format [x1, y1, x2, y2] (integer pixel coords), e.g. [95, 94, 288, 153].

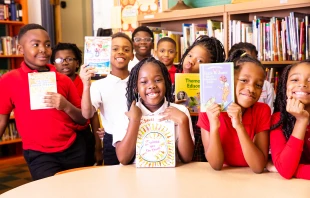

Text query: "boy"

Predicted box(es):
[51, 42, 102, 166]
[0, 24, 87, 180]
[155, 37, 177, 84]
[128, 26, 154, 71]
[80, 32, 134, 165]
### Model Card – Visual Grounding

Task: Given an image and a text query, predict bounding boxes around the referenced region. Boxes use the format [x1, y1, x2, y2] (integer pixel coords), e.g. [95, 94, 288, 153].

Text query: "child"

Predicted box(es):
[229, 42, 275, 113]
[0, 24, 87, 180]
[197, 50, 271, 173]
[177, 35, 226, 162]
[51, 42, 101, 166]
[177, 35, 226, 73]
[112, 57, 195, 165]
[128, 26, 154, 71]
[270, 60, 310, 179]
[155, 37, 177, 84]
[80, 32, 134, 165]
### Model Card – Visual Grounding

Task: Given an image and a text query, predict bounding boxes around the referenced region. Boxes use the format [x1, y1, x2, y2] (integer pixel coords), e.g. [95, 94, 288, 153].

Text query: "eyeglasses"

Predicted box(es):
[133, 37, 153, 43]
[55, 57, 77, 64]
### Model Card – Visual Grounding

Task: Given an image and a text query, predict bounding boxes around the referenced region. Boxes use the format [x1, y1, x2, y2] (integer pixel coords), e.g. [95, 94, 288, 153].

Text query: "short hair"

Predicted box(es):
[177, 35, 225, 72]
[228, 42, 258, 58]
[50, 43, 82, 67]
[18, 23, 47, 42]
[126, 57, 172, 110]
[112, 32, 133, 51]
[157, 37, 176, 48]
[132, 26, 154, 43]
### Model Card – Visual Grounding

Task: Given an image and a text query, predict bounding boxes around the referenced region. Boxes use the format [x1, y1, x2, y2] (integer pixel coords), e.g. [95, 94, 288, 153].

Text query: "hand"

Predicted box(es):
[205, 103, 221, 129]
[96, 128, 105, 139]
[79, 64, 96, 87]
[286, 97, 309, 121]
[44, 92, 68, 111]
[94, 148, 103, 166]
[159, 106, 187, 125]
[227, 102, 243, 129]
[125, 101, 142, 122]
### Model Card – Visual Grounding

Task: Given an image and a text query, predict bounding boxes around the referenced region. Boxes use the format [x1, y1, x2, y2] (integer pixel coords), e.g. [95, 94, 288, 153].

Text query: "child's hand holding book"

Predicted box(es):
[79, 64, 97, 87]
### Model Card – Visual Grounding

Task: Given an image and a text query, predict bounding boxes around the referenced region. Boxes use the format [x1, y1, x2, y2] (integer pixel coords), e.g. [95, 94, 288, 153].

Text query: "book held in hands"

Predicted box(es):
[84, 36, 112, 75]
[200, 62, 234, 112]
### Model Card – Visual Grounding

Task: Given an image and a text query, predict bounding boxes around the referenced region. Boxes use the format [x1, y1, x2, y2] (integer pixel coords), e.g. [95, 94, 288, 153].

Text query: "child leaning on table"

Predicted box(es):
[0, 24, 87, 180]
[110, 57, 195, 165]
[270, 60, 310, 180]
[197, 50, 271, 173]
[79, 32, 134, 165]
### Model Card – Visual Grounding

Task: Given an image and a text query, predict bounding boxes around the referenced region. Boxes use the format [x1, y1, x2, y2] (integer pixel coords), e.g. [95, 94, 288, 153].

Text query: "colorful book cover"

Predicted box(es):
[84, 36, 112, 75]
[175, 73, 200, 113]
[136, 116, 175, 168]
[200, 62, 234, 112]
[28, 72, 57, 110]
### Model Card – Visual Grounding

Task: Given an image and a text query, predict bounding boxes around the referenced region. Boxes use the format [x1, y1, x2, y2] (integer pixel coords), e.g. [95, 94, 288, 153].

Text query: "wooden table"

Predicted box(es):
[1, 162, 310, 198]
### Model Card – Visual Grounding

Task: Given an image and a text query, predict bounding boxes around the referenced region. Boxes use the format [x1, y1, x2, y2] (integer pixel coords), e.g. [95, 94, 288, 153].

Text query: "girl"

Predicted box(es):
[270, 60, 310, 180]
[112, 57, 195, 165]
[197, 50, 270, 173]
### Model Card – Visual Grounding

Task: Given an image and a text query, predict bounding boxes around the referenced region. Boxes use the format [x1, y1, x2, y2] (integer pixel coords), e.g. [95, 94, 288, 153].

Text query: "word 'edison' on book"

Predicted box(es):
[200, 62, 235, 112]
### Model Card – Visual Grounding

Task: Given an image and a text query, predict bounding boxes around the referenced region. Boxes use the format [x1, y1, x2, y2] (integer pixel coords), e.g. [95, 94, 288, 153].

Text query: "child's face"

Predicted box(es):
[133, 31, 153, 58]
[286, 63, 310, 105]
[18, 29, 52, 70]
[111, 37, 134, 70]
[182, 45, 211, 73]
[54, 50, 79, 78]
[234, 62, 264, 109]
[137, 62, 166, 112]
[155, 41, 176, 66]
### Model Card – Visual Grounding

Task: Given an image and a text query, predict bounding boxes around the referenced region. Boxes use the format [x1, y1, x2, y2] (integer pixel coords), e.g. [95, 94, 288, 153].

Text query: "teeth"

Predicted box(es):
[295, 92, 308, 95]
[63, 68, 70, 72]
[116, 58, 125, 62]
[147, 93, 158, 98]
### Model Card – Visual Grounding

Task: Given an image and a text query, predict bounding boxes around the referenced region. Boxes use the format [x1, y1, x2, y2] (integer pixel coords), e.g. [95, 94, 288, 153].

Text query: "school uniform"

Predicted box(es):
[90, 74, 128, 165]
[128, 56, 140, 72]
[168, 64, 177, 84]
[0, 62, 85, 180]
[197, 102, 271, 166]
[258, 80, 275, 113]
[270, 112, 310, 179]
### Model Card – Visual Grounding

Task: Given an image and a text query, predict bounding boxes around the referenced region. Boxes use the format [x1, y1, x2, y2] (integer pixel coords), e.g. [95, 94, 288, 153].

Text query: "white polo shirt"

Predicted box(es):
[258, 80, 275, 113]
[128, 56, 139, 72]
[113, 99, 195, 147]
[90, 74, 128, 135]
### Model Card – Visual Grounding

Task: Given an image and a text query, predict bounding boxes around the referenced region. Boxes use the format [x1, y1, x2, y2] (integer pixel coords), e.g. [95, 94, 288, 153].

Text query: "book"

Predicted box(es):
[28, 72, 57, 110]
[136, 116, 175, 168]
[84, 36, 112, 75]
[175, 73, 200, 113]
[199, 62, 234, 112]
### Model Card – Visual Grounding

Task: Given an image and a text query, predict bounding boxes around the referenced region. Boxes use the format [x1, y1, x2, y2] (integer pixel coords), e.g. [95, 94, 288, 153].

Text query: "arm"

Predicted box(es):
[0, 114, 9, 138]
[90, 113, 103, 165]
[115, 101, 142, 165]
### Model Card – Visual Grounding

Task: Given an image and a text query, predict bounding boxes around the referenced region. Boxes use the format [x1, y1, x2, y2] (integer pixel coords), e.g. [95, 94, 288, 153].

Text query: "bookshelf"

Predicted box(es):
[0, 0, 28, 161]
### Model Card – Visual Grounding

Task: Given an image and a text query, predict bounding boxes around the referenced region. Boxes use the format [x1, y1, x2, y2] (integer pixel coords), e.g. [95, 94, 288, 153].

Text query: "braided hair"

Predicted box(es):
[126, 57, 173, 110]
[271, 59, 310, 140]
[177, 35, 225, 72]
[228, 42, 258, 58]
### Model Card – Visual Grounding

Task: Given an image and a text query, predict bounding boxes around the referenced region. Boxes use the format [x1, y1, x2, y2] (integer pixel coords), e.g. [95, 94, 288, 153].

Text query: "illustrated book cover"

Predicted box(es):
[199, 62, 234, 112]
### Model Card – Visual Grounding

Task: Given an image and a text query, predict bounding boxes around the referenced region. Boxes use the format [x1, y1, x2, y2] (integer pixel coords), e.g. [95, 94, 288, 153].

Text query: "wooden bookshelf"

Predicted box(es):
[0, 138, 22, 146]
[0, 20, 24, 25]
[0, 55, 23, 58]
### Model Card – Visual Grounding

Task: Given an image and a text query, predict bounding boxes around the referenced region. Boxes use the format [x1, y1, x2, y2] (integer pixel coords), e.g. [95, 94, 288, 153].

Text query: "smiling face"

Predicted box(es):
[156, 41, 176, 67]
[18, 29, 52, 71]
[54, 49, 79, 79]
[182, 45, 211, 73]
[286, 63, 310, 105]
[234, 62, 265, 110]
[133, 31, 153, 59]
[137, 62, 166, 112]
[111, 37, 134, 71]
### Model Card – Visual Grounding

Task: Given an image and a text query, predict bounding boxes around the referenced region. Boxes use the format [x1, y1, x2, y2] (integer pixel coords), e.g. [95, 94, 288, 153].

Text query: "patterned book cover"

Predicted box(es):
[200, 62, 234, 112]
[136, 116, 175, 168]
[28, 72, 57, 110]
[84, 36, 112, 75]
[175, 73, 200, 113]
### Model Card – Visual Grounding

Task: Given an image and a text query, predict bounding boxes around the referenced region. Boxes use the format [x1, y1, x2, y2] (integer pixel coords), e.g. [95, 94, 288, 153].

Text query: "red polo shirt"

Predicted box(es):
[0, 62, 81, 153]
[73, 74, 83, 98]
[197, 102, 271, 167]
[168, 65, 177, 84]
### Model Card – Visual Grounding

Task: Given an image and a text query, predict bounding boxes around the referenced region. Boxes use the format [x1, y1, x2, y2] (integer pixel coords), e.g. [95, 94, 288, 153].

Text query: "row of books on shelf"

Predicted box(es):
[229, 12, 310, 61]
[0, 0, 23, 21]
[0, 122, 19, 142]
[0, 35, 18, 55]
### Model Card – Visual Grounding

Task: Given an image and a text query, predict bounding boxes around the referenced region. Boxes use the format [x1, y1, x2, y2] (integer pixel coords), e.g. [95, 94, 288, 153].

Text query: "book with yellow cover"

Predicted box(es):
[136, 116, 175, 168]
[175, 73, 200, 113]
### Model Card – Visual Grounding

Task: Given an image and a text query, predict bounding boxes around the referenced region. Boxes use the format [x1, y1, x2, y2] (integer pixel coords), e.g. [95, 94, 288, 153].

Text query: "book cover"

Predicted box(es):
[84, 36, 112, 75]
[199, 62, 234, 112]
[136, 116, 175, 168]
[28, 72, 57, 110]
[175, 73, 200, 113]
